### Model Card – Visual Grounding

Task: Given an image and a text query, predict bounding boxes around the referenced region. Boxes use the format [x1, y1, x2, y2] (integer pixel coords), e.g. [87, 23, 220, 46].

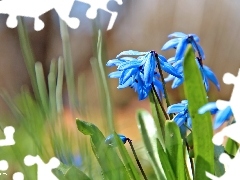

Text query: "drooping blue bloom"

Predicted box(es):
[105, 134, 128, 147]
[164, 57, 220, 91]
[161, 32, 205, 61]
[106, 50, 182, 100]
[198, 102, 233, 129]
[167, 100, 191, 128]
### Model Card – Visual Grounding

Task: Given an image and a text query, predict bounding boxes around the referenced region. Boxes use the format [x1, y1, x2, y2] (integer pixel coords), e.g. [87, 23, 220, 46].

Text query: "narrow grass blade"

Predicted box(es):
[59, 20, 76, 111]
[137, 110, 165, 180]
[183, 46, 214, 179]
[56, 57, 64, 114]
[76, 119, 130, 180]
[96, 30, 114, 133]
[165, 121, 186, 180]
[17, 17, 40, 102]
[48, 60, 57, 120]
[35, 62, 49, 116]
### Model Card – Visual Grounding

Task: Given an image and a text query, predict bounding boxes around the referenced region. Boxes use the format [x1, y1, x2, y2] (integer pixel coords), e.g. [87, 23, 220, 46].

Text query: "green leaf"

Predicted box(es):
[35, 62, 49, 116]
[55, 163, 91, 180]
[76, 119, 130, 180]
[165, 121, 186, 180]
[183, 46, 214, 179]
[156, 138, 176, 180]
[137, 110, 165, 180]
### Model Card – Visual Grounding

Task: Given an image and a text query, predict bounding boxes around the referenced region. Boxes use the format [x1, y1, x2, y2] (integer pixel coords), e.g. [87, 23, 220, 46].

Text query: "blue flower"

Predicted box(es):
[164, 57, 220, 91]
[161, 32, 205, 61]
[167, 100, 191, 128]
[105, 134, 128, 147]
[198, 102, 233, 129]
[106, 50, 181, 100]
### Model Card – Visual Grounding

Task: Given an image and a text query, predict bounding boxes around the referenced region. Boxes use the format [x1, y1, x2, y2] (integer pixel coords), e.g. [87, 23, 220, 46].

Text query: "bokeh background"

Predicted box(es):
[0, 0, 239, 142]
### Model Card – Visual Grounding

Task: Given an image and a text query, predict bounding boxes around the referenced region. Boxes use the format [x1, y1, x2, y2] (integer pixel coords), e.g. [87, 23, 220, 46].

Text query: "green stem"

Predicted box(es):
[154, 53, 173, 119]
[150, 89, 165, 140]
[151, 84, 169, 120]
[127, 138, 148, 180]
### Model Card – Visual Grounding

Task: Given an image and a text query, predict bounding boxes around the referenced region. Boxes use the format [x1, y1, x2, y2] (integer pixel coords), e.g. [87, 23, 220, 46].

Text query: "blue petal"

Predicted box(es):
[181, 100, 188, 104]
[168, 32, 187, 38]
[198, 102, 217, 114]
[204, 75, 210, 92]
[172, 77, 184, 88]
[191, 42, 205, 60]
[196, 43, 205, 60]
[160, 61, 182, 78]
[173, 112, 187, 126]
[172, 60, 183, 72]
[175, 39, 188, 61]
[153, 78, 164, 93]
[120, 68, 138, 84]
[167, 104, 186, 113]
[117, 60, 142, 70]
[116, 50, 147, 58]
[158, 54, 168, 62]
[161, 38, 181, 51]
[199, 66, 210, 91]
[143, 53, 156, 85]
[137, 85, 151, 100]
[203, 65, 220, 90]
[117, 77, 134, 89]
[108, 71, 122, 78]
[214, 106, 232, 129]
[106, 59, 126, 67]
[164, 74, 175, 82]
[167, 57, 177, 64]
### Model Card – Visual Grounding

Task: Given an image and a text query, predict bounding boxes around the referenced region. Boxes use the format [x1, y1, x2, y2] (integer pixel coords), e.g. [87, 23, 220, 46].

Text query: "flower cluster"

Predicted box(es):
[167, 100, 191, 128]
[162, 32, 220, 91]
[106, 50, 181, 100]
[107, 32, 222, 130]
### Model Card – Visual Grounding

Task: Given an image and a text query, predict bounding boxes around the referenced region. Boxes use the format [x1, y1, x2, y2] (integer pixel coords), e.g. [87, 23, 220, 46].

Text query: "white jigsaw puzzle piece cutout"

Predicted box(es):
[24, 155, 60, 180]
[0, 0, 79, 31]
[0, 160, 8, 171]
[12, 172, 24, 180]
[77, 0, 123, 30]
[206, 69, 240, 179]
[0, 0, 123, 31]
[0, 126, 15, 146]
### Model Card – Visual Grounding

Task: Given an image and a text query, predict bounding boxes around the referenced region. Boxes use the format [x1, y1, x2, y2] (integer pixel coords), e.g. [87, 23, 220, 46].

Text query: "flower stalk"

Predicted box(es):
[127, 138, 148, 180]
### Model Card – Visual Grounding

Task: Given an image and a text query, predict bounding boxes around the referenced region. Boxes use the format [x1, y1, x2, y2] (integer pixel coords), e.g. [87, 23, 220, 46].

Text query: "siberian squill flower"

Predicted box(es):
[198, 102, 233, 129]
[106, 50, 181, 100]
[161, 32, 205, 61]
[167, 100, 192, 128]
[164, 57, 220, 91]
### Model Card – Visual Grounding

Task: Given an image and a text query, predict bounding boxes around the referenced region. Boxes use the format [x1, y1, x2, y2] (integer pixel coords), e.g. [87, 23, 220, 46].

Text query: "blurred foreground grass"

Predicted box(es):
[0, 18, 155, 179]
